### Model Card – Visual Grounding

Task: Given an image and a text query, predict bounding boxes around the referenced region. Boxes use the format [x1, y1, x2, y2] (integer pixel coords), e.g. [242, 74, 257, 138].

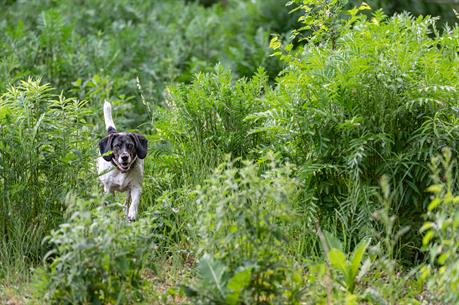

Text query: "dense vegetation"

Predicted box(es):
[1, 0, 459, 304]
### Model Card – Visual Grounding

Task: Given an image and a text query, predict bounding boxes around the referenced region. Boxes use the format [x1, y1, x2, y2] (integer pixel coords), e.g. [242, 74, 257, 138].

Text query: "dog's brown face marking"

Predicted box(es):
[99, 132, 148, 171]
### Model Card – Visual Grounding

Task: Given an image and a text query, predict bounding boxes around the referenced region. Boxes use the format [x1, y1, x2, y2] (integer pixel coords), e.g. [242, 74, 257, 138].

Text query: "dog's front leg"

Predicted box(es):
[127, 187, 141, 222]
[124, 190, 131, 217]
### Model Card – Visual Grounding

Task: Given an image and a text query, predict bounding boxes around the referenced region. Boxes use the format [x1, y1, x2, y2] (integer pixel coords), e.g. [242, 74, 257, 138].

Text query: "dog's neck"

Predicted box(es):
[111, 155, 138, 173]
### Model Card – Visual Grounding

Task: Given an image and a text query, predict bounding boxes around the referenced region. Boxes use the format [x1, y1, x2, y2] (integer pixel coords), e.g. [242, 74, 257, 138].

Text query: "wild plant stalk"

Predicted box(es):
[0, 79, 95, 279]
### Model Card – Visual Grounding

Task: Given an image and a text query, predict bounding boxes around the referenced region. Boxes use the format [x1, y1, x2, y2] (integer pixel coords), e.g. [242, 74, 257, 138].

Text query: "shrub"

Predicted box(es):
[420, 148, 459, 303]
[356, 0, 459, 24]
[152, 65, 270, 189]
[254, 5, 459, 258]
[0, 0, 288, 122]
[0, 79, 94, 275]
[33, 195, 156, 305]
[302, 237, 372, 304]
[184, 154, 303, 304]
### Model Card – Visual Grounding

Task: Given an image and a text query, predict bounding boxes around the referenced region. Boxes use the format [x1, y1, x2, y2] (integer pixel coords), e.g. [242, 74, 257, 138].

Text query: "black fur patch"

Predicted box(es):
[99, 134, 116, 161]
[129, 133, 148, 159]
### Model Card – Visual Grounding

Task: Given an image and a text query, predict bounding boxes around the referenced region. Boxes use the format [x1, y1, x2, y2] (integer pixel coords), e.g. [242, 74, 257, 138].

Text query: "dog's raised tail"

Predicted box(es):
[104, 101, 116, 134]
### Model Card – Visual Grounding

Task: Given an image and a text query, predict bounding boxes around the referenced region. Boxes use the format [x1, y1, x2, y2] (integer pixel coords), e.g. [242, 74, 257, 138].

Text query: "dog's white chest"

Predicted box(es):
[107, 171, 131, 192]
[97, 157, 143, 193]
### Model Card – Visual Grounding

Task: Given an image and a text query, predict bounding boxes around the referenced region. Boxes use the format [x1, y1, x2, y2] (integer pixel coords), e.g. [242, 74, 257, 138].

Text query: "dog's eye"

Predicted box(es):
[127, 144, 133, 149]
[114, 144, 121, 149]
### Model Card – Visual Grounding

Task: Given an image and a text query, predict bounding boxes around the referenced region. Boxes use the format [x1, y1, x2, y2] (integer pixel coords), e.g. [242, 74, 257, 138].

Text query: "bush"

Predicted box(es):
[355, 0, 459, 25]
[421, 148, 459, 303]
[1, 0, 459, 303]
[152, 65, 270, 189]
[33, 195, 156, 305]
[0, 79, 94, 275]
[255, 5, 459, 258]
[0, 0, 289, 126]
[184, 154, 303, 304]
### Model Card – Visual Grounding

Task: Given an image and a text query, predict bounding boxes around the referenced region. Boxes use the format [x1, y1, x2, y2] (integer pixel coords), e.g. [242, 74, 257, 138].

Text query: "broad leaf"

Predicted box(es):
[350, 238, 370, 278]
[197, 253, 227, 297]
[328, 248, 347, 273]
[225, 267, 252, 305]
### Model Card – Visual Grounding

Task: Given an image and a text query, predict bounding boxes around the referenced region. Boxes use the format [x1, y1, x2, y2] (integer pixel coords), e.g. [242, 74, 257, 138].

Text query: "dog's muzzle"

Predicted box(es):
[112, 155, 137, 173]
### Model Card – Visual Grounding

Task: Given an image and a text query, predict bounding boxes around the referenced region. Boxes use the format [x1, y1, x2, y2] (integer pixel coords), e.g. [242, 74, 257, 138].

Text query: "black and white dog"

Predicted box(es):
[97, 101, 148, 221]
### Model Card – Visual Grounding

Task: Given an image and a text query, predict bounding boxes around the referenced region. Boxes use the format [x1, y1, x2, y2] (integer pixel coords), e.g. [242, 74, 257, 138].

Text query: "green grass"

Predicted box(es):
[1, 0, 459, 304]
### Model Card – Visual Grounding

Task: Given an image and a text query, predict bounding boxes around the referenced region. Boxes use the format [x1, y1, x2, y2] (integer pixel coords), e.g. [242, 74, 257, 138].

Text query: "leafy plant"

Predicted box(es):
[328, 238, 371, 293]
[33, 195, 156, 305]
[355, 0, 459, 25]
[0, 0, 458, 303]
[152, 65, 270, 192]
[357, 175, 416, 304]
[0, 0, 289, 123]
[257, 6, 459, 260]
[184, 254, 253, 305]
[0, 79, 94, 276]
[420, 147, 459, 304]
[185, 154, 303, 304]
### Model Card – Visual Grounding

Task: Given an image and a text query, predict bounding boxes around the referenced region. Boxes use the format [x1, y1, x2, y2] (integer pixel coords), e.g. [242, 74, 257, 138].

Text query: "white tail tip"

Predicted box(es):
[103, 100, 116, 131]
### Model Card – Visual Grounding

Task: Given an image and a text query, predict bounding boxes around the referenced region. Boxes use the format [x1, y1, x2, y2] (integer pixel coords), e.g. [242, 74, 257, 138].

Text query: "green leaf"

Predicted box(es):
[428, 198, 441, 211]
[269, 36, 281, 50]
[324, 230, 343, 252]
[422, 230, 434, 247]
[328, 248, 347, 273]
[438, 253, 449, 265]
[197, 254, 226, 297]
[225, 267, 252, 305]
[358, 2, 372, 11]
[426, 184, 443, 193]
[419, 222, 434, 233]
[350, 238, 370, 278]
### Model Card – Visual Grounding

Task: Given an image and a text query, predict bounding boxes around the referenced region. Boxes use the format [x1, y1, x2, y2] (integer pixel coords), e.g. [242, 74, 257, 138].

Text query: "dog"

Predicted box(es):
[97, 101, 148, 221]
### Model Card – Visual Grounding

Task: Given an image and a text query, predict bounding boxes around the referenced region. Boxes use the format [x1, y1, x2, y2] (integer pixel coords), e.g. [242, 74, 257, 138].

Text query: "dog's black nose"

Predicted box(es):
[121, 155, 129, 162]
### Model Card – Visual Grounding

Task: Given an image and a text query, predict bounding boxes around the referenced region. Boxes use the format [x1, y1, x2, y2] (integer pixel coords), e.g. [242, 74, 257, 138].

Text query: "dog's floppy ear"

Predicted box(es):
[99, 134, 116, 161]
[130, 133, 148, 159]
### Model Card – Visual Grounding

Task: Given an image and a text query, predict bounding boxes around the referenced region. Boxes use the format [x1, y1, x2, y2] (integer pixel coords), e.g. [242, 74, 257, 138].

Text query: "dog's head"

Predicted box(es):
[99, 132, 148, 172]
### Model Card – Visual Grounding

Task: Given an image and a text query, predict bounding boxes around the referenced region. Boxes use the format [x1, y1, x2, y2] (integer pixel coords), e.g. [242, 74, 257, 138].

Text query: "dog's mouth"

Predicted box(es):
[112, 159, 133, 173]
[118, 162, 131, 171]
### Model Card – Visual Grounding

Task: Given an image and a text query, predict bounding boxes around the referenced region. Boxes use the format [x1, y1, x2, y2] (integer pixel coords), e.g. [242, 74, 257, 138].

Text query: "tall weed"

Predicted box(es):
[255, 6, 459, 258]
[420, 148, 459, 303]
[152, 65, 270, 191]
[33, 195, 156, 305]
[0, 0, 289, 126]
[0, 79, 94, 276]
[185, 155, 303, 304]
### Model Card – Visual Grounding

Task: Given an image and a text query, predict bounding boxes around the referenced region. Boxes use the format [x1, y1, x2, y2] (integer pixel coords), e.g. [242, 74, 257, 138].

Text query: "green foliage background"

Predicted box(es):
[1, 0, 459, 304]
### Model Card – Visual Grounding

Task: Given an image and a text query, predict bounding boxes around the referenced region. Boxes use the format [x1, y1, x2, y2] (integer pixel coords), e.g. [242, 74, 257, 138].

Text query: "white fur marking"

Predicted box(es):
[104, 100, 116, 130]
[98, 101, 145, 221]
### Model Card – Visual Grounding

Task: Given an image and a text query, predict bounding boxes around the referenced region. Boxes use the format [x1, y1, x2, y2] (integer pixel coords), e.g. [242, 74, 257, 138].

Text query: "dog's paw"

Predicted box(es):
[127, 213, 136, 222]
